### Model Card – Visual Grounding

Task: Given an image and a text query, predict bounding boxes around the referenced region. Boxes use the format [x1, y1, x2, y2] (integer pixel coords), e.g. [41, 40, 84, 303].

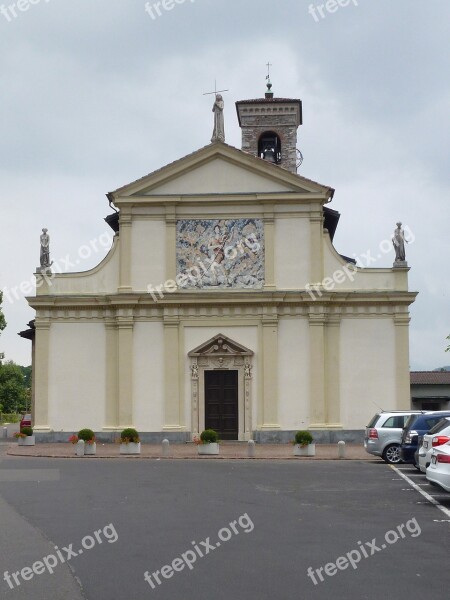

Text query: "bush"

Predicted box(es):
[20, 426, 33, 436]
[200, 429, 219, 444]
[120, 428, 140, 444]
[294, 430, 313, 446]
[78, 428, 95, 442]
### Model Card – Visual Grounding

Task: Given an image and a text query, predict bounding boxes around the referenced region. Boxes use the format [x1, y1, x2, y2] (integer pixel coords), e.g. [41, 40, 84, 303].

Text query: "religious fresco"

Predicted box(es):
[176, 219, 265, 289]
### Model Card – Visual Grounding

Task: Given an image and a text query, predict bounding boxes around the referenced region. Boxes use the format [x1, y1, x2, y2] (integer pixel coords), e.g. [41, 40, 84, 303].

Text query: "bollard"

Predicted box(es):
[76, 440, 85, 457]
[162, 439, 170, 457]
[248, 440, 255, 458]
[3, 427, 7, 439]
[338, 440, 346, 459]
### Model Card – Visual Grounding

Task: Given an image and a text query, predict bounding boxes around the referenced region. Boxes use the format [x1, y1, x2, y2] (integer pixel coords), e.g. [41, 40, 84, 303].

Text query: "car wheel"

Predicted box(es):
[383, 444, 402, 464]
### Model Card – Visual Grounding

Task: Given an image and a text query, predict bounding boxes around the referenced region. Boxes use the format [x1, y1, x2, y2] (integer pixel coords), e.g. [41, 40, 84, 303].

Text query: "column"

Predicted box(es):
[260, 315, 280, 429]
[117, 315, 134, 426]
[104, 319, 119, 428]
[325, 315, 342, 427]
[119, 210, 132, 293]
[165, 207, 177, 282]
[34, 318, 51, 430]
[263, 206, 275, 290]
[163, 315, 183, 431]
[309, 211, 324, 284]
[309, 311, 326, 427]
[394, 313, 411, 409]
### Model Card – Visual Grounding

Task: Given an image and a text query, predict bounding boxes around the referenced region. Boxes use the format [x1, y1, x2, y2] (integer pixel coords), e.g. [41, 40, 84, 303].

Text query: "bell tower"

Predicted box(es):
[235, 80, 303, 174]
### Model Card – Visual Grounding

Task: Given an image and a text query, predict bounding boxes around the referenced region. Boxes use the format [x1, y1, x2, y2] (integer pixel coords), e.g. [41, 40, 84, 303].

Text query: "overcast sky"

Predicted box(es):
[0, 0, 449, 369]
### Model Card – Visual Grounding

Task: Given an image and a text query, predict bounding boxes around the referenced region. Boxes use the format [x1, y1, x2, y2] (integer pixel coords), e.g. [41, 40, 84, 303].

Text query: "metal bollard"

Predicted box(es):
[338, 440, 346, 459]
[76, 440, 85, 457]
[248, 440, 255, 458]
[3, 427, 8, 439]
[162, 439, 170, 457]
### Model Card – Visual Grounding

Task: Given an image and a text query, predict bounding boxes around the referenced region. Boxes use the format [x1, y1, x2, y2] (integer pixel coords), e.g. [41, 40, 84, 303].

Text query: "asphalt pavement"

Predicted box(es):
[0, 448, 449, 599]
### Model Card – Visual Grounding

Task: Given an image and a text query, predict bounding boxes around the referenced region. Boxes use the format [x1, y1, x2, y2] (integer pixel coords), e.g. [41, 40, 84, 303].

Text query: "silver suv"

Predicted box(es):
[364, 411, 422, 464]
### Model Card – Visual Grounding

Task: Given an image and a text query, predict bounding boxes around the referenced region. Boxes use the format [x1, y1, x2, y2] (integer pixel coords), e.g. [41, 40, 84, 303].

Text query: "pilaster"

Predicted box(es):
[119, 210, 132, 293]
[394, 313, 411, 409]
[104, 319, 119, 428]
[261, 312, 280, 429]
[163, 313, 183, 431]
[33, 318, 51, 430]
[263, 206, 275, 290]
[165, 206, 177, 282]
[117, 314, 134, 426]
[309, 310, 326, 427]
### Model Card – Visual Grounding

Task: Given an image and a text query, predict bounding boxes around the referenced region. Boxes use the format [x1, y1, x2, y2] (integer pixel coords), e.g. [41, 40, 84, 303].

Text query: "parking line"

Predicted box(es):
[391, 466, 450, 519]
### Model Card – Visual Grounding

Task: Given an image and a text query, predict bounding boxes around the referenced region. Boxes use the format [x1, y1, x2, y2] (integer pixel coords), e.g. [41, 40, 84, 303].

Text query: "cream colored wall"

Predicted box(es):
[48, 323, 106, 431]
[277, 318, 310, 429]
[132, 322, 164, 430]
[144, 158, 295, 195]
[131, 220, 166, 291]
[340, 318, 396, 429]
[183, 325, 259, 427]
[275, 218, 311, 288]
[39, 237, 120, 295]
[323, 234, 399, 291]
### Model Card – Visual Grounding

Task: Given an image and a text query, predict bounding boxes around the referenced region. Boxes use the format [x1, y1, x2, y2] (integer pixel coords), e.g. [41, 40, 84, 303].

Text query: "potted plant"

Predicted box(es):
[14, 426, 35, 446]
[69, 429, 96, 455]
[119, 428, 141, 455]
[195, 429, 220, 455]
[293, 430, 315, 457]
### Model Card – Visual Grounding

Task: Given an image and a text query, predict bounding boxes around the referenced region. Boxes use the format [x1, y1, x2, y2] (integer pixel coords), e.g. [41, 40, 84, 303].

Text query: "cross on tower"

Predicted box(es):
[266, 61, 272, 81]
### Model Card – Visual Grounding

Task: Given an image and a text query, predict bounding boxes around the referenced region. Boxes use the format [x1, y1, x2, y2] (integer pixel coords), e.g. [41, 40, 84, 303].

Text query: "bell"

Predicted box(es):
[263, 148, 277, 163]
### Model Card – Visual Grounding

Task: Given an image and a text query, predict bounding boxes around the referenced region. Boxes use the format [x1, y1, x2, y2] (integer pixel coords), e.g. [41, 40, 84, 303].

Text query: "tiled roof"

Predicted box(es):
[236, 98, 301, 104]
[411, 371, 450, 385]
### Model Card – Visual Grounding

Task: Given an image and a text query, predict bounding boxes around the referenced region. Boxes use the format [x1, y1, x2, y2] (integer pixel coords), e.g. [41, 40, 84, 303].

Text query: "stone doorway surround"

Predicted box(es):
[188, 334, 254, 441]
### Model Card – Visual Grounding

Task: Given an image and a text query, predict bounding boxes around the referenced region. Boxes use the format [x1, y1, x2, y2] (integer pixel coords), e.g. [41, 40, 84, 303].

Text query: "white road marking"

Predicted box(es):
[391, 466, 450, 519]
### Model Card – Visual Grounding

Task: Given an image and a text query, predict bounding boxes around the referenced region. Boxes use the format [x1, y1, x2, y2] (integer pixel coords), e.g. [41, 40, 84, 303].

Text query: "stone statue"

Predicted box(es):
[191, 364, 199, 379]
[211, 94, 225, 142]
[40, 228, 53, 269]
[392, 222, 408, 263]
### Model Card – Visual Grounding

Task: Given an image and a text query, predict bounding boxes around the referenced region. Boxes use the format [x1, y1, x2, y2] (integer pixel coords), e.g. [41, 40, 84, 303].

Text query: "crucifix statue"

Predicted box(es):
[203, 80, 228, 143]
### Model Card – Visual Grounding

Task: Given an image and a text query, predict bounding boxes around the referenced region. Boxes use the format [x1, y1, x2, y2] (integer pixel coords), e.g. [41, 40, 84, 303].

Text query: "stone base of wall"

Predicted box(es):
[253, 429, 365, 444]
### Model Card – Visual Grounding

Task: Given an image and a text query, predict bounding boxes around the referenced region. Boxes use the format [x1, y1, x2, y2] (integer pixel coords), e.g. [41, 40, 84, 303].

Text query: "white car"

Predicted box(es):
[418, 417, 450, 473]
[426, 442, 450, 492]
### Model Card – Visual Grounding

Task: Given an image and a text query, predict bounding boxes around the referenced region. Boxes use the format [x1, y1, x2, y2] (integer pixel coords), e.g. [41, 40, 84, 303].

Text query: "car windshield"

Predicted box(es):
[366, 414, 380, 428]
[428, 417, 450, 435]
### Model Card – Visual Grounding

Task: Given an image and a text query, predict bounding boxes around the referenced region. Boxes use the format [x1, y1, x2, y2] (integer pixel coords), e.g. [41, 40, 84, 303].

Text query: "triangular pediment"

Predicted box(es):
[188, 334, 254, 357]
[108, 143, 334, 201]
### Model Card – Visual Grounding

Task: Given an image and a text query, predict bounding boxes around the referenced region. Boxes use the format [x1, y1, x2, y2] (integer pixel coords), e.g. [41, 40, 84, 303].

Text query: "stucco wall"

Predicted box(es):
[131, 220, 166, 292]
[275, 218, 311, 288]
[48, 323, 106, 431]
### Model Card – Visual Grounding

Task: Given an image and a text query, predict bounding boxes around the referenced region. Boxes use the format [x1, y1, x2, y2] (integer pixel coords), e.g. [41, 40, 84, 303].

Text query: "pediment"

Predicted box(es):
[108, 143, 333, 201]
[188, 334, 254, 357]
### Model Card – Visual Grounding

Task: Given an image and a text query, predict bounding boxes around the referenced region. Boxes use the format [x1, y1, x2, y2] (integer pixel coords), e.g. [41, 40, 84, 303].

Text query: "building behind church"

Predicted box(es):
[21, 82, 417, 442]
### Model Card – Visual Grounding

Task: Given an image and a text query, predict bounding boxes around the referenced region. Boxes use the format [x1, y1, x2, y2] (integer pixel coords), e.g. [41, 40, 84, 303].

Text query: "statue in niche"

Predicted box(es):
[211, 94, 225, 142]
[392, 222, 408, 262]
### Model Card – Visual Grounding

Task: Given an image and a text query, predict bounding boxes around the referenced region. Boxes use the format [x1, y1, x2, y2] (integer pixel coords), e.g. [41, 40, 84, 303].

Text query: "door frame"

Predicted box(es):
[188, 334, 254, 441]
[204, 369, 239, 440]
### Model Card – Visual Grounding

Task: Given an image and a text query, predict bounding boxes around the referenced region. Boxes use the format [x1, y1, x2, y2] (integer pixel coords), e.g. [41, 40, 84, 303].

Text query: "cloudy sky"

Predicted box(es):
[0, 0, 448, 369]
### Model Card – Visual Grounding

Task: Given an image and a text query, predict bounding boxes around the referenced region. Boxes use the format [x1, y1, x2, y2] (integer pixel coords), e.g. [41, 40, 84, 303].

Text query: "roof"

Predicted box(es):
[411, 371, 450, 385]
[235, 98, 302, 105]
[107, 142, 334, 199]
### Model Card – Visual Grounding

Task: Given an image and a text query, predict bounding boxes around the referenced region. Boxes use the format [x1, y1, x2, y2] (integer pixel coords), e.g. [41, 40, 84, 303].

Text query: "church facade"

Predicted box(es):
[24, 87, 417, 442]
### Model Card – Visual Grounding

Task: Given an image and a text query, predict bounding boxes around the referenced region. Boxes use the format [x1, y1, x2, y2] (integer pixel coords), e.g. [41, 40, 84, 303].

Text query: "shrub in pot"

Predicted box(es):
[120, 428, 141, 455]
[15, 426, 36, 446]
[195, 429, 220, 455]
[293, 430, 315, 457]
[70, 429, 96, 455]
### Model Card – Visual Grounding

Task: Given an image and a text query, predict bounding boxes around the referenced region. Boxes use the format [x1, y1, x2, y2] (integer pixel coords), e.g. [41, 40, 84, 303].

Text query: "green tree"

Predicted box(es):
[0, 361, 28, 414]
[0, 291, 6, 336]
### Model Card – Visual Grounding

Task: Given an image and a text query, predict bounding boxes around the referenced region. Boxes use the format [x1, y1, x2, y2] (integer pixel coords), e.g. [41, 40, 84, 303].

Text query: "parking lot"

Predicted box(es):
[0, 447, 449, 599]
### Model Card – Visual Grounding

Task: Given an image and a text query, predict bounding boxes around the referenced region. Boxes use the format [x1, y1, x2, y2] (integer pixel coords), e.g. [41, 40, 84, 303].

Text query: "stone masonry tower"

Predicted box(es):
[235, 81, 303, 174]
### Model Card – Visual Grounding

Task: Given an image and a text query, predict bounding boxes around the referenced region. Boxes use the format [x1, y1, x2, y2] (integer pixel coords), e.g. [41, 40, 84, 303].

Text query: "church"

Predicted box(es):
[21, 81, 417, 443]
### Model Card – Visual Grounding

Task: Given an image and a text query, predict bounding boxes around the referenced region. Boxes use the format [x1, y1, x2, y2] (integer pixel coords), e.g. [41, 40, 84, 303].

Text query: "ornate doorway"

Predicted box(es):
[188, 334, 254, 441]
[205, 370, 239, 440]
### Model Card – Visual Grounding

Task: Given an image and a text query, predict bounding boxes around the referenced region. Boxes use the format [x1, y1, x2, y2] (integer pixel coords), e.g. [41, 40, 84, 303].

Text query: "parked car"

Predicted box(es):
[20, 414, 32, 430]
[418, 417, 450, 473]
[400, 411, 450, 465]
[364, 411, 421, 464]
[426, 442, 450, 492]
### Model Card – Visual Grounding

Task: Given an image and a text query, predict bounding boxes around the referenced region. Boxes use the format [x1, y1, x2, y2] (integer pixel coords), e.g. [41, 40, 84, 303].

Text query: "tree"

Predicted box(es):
[446, 335, 450, 353]
[0, 361, 28, 414]
[0, 291, 6, 337]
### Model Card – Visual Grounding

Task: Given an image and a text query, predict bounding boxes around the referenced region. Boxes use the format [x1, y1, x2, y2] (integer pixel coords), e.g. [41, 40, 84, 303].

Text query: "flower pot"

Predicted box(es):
[120, 442, 141, 455]
[197, 443, 219, 455]
[18, 435, 35, 446]
[294, 443, 315, 457]
[84, 442, 97, 455]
